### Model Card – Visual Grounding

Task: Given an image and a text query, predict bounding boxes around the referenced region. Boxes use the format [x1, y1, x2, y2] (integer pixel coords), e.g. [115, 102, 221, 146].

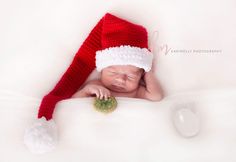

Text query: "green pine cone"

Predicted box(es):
[94, 96, 117, 113]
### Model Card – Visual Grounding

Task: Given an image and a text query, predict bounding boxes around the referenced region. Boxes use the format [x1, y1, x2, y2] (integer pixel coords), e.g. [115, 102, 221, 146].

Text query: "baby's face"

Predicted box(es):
[101, 65, 144, 93]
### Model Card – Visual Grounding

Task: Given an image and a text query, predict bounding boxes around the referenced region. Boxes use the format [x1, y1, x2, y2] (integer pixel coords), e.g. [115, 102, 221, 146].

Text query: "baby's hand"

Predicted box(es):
[84, 84, 111, 100]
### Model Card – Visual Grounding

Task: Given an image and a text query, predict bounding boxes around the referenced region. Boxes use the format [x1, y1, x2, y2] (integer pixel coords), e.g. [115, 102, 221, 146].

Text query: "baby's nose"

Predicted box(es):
[115, 75, 127, 83]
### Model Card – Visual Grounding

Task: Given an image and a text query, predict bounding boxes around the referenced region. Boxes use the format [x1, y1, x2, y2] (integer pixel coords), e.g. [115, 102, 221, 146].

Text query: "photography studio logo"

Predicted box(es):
[151, 31, 223, 55]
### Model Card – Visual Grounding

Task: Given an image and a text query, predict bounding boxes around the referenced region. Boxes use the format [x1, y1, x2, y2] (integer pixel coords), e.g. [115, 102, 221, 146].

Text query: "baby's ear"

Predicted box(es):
[141, 70, 145, 78]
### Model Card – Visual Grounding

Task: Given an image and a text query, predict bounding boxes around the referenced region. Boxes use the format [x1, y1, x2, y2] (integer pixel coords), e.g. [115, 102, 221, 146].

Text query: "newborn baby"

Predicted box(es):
[70, 14, 164, 102]
[72, 65, 163, 101]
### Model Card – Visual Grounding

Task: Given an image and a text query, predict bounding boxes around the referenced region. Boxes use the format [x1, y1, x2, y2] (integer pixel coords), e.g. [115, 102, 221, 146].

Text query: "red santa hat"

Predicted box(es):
[24, 12, 153, 154]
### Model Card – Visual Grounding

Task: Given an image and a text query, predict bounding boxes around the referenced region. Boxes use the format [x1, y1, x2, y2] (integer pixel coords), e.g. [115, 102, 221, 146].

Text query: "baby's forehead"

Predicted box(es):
[105, 65, 143, 73]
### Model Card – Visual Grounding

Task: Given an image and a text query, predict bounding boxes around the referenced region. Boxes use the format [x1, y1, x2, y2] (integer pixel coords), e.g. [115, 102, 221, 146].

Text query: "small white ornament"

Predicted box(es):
[172, 103, 200, 137]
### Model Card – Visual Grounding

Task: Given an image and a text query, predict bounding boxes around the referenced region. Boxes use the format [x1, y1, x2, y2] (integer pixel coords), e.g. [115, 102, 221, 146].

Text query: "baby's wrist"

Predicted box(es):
[81, 86, 91, 96]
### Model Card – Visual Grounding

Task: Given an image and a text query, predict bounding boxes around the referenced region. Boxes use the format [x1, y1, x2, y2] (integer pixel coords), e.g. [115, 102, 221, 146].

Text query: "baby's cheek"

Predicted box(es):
[128, 81, 139, 89]
[101, 75, 111, 83]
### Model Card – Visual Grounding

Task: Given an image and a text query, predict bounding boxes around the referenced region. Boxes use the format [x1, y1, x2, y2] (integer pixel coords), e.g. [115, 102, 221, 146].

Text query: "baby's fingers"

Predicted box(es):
[104, 93, 108, 100]
[107, 92, 111, 100]
[99, 88, 110, 100]
[90, 88, 100, 98]
[104, 90, 111, 100]
[94, 90, 100, 98]
[98, 89, 104, 100]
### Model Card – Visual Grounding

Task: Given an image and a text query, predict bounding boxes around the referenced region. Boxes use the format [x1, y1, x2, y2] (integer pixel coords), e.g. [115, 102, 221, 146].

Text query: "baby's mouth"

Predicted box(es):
[111, 84, 125, 91]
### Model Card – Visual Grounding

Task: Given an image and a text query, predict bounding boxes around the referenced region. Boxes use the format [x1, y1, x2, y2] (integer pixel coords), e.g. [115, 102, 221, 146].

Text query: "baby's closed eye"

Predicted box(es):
[127, 75, 137, 80]
[108, 71, 117, 76]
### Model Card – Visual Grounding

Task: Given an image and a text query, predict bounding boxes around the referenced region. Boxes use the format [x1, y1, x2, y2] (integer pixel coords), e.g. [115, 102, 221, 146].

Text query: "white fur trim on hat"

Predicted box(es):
[24, 117, 58, 154]
[95, 45, 153, 72]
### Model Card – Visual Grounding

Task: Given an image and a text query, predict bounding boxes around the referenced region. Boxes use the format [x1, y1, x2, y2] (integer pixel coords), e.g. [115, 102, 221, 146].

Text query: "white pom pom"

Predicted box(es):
[24, 117, 58, 154]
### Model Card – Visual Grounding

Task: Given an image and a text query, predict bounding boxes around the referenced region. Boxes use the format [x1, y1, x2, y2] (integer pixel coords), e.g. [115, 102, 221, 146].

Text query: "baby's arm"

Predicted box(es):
[72, 80, 111, 100]
[136, 71, 163, 101]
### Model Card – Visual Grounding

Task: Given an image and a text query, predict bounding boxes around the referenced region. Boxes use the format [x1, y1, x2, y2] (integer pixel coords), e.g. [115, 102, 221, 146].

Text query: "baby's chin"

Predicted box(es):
[109, 85, 136, 93]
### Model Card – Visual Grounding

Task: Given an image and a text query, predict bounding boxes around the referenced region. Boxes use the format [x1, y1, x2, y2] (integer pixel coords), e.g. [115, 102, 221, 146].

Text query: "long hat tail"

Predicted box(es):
[38, 16, 104, 120]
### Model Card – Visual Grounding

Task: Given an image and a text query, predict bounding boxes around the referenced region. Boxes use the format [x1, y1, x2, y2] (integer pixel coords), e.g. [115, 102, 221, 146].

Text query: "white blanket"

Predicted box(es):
[1, 89, 236, 162]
